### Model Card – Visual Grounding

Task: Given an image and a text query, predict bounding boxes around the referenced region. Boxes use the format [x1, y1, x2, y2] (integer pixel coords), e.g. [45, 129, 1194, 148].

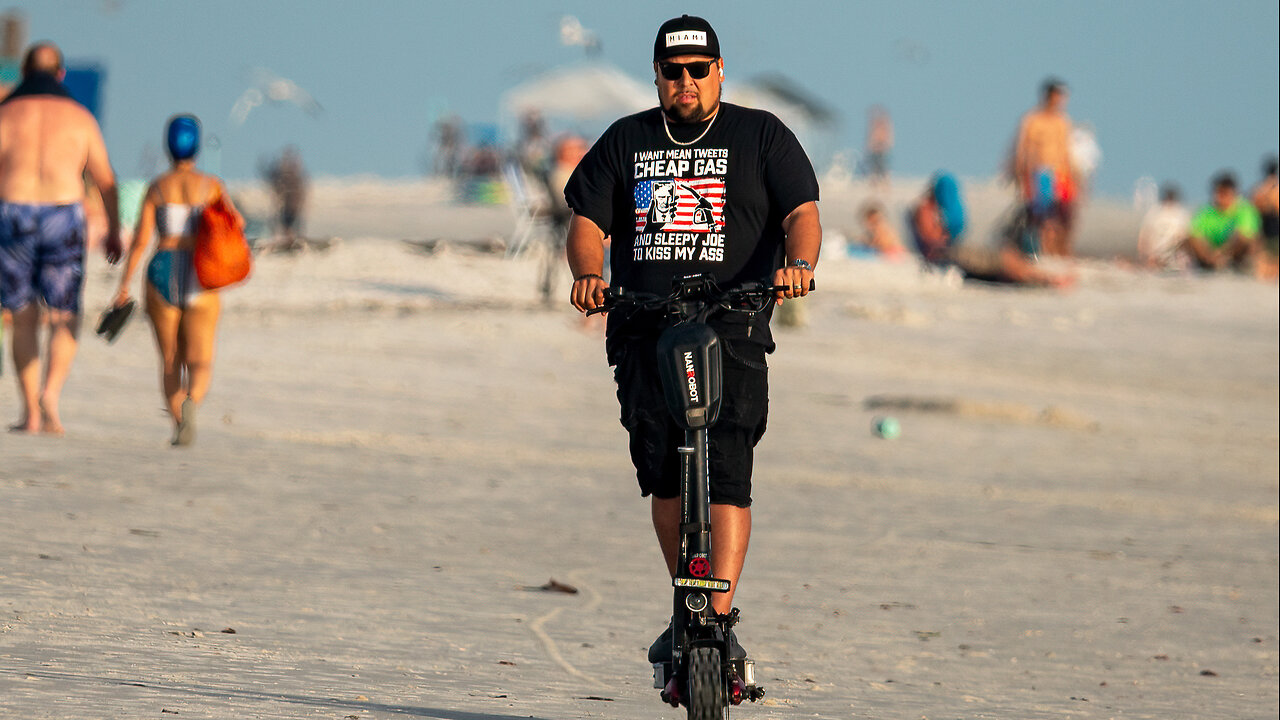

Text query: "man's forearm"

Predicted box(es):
[100, 183, 120, 233]
[566, 214, 606, 278]
[782, 202, 822, 267]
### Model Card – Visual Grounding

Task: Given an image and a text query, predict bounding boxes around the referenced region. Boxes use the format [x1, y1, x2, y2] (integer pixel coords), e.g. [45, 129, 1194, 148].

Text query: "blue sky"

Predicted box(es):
[6, 0, 1278, 202]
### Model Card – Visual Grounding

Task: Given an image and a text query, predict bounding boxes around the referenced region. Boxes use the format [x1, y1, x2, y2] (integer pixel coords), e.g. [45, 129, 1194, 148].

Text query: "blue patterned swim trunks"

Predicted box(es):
[0, 201, 86, 313]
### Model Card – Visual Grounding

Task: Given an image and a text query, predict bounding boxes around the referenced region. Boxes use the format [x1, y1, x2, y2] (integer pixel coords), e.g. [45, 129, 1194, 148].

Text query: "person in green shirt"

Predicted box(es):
[1186, 172, 1261, 270]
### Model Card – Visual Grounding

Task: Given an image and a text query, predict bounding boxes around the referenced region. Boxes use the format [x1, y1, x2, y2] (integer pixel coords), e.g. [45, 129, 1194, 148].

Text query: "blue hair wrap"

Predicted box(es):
[166, 115, 200, 160]
[932, 172, 965, 243]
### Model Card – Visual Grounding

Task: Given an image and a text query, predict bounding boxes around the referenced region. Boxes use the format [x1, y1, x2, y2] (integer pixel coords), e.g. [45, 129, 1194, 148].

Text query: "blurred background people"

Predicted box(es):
[113, 114, 243, 446]
[429, 113, 463, 178]
[459, 124, 504, 204]
[911, 172, 1072, 288]
[538, 133, 589, 304]
[1014, 78, 1077, 258]
[1137, 184, 1192, 270]
[1070, 121, 1102, 198]
[262, 146, 307, 250]
[1251, 155, 1278, 279]
[1185, 171, 1260, 272]
[515, 110, 551, 186]
[861, 105, 893, 190]
[853, 201, 905, 260]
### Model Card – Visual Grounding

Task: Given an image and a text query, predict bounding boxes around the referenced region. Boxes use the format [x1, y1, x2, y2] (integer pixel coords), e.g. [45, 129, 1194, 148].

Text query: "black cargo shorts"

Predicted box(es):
[612, 336, 768, 508]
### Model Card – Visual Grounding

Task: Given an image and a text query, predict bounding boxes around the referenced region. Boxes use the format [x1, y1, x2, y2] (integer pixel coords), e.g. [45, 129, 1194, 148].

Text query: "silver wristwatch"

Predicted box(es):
[791, 258, 813, 272]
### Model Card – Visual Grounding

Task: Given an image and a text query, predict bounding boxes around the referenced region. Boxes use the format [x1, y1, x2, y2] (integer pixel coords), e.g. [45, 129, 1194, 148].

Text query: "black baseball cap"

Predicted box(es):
[654, 15, 720, 62]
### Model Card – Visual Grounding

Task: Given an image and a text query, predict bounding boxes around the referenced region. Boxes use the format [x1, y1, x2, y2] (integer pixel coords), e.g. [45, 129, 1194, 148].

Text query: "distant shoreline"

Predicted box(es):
[97, 173, 1148, 261]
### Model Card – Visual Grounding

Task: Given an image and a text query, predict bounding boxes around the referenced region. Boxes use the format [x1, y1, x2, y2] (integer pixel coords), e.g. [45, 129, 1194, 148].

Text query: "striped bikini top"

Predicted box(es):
[154, 178, 211, 239]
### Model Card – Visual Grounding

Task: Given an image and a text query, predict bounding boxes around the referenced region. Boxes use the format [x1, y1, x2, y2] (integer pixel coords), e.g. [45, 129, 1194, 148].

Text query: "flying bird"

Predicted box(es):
[230, 68, 323, 126]
[560, 15, 601, 55]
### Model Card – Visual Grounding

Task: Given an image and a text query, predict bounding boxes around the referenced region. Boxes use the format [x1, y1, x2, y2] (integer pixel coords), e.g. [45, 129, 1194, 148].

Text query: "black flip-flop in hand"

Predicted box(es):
[96, 299, 136, 343]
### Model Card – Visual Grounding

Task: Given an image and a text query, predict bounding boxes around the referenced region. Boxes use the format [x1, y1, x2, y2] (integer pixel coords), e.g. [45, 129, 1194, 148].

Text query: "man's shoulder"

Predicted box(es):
[1229, 199, 1262, 224]
[718, 103, 807, 150]
[1145, 204, 1191, 227]
[1192, 204, 1218, 220]
[1021, 108, 1068, 128]
[720, 102, 786, 128]
[1, 93, 85, 110]
[1191, 204, 1224, 230]
[0, 94, 95, 123]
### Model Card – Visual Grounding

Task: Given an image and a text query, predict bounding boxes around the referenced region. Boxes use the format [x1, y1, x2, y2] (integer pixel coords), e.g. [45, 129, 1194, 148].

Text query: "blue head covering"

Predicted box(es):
[166, 114, 201, 161]
[932, 172, 965, 243]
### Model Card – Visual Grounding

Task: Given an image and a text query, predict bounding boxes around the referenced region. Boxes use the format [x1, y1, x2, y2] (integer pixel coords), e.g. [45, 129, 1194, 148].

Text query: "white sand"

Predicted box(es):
[1, 189, 1276, 719]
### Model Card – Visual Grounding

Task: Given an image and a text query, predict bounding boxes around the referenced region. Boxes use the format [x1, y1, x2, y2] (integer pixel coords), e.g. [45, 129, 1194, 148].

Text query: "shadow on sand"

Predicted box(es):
[6, 668, 555, 720]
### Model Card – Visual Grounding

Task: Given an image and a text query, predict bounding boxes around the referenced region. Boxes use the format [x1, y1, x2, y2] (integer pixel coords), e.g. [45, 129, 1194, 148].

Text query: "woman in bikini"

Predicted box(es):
[114, 114, 242, 446]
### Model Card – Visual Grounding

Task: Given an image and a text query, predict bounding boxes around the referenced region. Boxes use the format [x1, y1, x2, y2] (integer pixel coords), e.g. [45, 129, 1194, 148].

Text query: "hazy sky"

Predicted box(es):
[6, 0, 1279, 201]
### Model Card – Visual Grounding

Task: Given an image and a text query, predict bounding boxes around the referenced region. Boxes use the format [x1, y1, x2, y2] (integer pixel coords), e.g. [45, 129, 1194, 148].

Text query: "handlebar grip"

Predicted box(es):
[770, 279, 817, 292]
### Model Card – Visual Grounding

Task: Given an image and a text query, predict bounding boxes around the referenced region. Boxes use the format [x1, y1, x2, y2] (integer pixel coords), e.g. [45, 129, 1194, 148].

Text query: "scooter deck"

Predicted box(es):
[653, 657, 765, 706]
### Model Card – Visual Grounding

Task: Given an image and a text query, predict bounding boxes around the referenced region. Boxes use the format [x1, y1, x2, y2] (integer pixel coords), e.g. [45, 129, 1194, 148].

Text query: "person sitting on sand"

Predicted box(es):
[112, 114, 243, 446]
[854, 201, 906, 260]
[1185, 171, 1260, 272]
[1250, 156, 1278, 279]
[910, 172, 1072, 288]
[1138, 184, 1192, 271]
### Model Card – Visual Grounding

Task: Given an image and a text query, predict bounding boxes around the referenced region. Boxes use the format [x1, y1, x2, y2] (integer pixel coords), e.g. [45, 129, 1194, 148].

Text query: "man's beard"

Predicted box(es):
[663, 93, 719, 124]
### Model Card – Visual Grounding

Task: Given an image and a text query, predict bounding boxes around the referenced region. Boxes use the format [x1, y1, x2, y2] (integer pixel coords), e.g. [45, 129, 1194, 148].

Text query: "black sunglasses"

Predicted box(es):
[658, 60, 715, 81]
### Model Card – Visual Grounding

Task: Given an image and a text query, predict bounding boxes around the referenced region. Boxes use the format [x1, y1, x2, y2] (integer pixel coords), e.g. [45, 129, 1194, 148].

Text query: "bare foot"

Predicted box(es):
[39, 400, 65, 437]
[1048, 273, 1078, 290]
[8, 418, 39, 434]
[172, 397, 196, 447]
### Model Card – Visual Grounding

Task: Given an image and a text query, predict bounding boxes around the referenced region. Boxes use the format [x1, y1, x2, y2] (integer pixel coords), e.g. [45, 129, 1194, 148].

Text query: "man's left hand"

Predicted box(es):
[773, 264, 814, 304]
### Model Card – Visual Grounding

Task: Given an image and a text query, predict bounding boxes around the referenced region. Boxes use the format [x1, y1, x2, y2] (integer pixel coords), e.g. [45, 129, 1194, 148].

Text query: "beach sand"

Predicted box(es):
[1, 187, 1277, 719]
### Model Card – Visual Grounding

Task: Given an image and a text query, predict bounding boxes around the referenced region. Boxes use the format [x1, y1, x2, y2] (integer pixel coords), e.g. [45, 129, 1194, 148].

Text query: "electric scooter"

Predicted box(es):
[591, 273, 807, 718]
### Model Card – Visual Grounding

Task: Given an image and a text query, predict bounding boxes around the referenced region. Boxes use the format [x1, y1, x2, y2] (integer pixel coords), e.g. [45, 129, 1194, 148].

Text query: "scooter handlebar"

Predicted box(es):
[585, 275, 814, 317]
[768, 279, 817, 293]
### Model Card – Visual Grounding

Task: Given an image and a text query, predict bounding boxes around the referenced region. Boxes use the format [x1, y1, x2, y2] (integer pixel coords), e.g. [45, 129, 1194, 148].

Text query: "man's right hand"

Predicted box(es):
[103, 230, 124, 264]
[570, 274, 608, 313]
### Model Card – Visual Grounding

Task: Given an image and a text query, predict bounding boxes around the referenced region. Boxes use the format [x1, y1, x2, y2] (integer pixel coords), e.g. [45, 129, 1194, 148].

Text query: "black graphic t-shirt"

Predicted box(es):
[565, 102, 819, 351]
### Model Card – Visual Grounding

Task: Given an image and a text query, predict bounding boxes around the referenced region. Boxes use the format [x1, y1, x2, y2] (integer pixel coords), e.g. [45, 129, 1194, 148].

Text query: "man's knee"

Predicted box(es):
[44, 309, 80, 334]
[9, 302, 38, 323]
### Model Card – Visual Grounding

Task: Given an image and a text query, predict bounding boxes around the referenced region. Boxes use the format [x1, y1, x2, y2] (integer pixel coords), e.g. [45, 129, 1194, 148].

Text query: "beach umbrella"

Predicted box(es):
[501, 63, 653, 127]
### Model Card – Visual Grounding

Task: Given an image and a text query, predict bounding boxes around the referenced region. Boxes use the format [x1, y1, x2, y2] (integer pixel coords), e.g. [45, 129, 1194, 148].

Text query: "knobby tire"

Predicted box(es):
[686, 646, 726, 720]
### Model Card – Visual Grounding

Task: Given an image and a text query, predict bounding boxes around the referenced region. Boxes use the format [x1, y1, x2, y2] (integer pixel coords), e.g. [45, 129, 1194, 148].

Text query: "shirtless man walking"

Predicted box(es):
[1014, 78, 1077, 257]
[0, 43, 121, 434]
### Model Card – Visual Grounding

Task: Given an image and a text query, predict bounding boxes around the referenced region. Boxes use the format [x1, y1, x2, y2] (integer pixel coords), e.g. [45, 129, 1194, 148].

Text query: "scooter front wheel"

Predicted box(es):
[686, 646, 727, 720]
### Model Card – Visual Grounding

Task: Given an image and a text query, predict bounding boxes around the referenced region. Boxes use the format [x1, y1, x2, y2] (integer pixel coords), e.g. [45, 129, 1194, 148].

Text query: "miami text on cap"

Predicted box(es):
[654, 15, 720, 62]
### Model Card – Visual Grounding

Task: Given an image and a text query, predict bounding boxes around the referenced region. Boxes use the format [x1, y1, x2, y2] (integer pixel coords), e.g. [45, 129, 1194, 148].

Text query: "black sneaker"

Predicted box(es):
[647, 621, 673, 663]
[648, 622, 749, 662]
[727, 629, 748, 660]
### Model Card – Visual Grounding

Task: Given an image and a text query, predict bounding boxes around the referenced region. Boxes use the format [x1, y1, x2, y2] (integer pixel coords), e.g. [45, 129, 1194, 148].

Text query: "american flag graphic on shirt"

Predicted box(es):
[634, 177, 726, 234]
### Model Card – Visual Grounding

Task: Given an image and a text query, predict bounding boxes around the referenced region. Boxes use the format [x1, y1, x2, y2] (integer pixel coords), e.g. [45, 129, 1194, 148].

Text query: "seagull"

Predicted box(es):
[560, 15, 601, 55]
[230, 68, 323, 126]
